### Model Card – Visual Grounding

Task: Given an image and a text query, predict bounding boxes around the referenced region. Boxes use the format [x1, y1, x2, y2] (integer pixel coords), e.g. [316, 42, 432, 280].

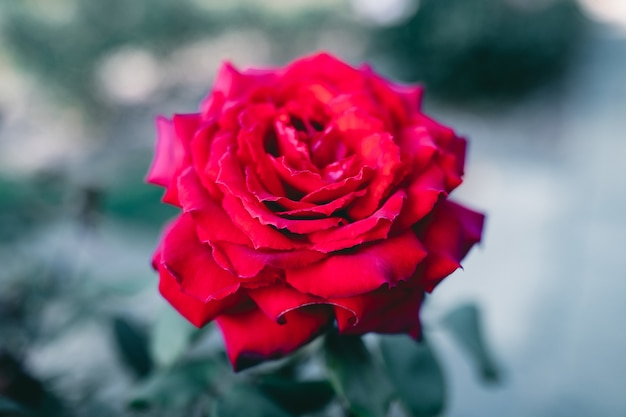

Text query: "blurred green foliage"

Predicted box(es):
[372, 0, 587, 101]
[1, 0, 222, 116]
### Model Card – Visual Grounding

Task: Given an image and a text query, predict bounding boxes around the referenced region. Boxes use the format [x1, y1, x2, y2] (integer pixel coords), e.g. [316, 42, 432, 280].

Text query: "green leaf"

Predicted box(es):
[0, 396, 26, 416]
[128, 357, 224, 411]
[257, 376, 335, 415]
[442, 304, 500, 382]
[380, 336, 446, 417]
[151, 306, 197, 367]
[324, 334, 394, 417]
[211, 383, 292, 417]
[111, 316, 153, 379]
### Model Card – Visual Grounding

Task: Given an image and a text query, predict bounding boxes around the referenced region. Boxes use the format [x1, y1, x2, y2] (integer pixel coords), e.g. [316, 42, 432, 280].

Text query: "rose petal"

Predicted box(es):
[309, 190, 406, 253]
[421, 200, 484, 260]
[325, 92, 382, 122]
[278, 53, 365, 96]
[300, 165, 374, 204]
[413, 114, 467, 191]
[202, 61, 277, 107]
[172, 113, 201, 146]
[235, 104, 287, 197]
[360, 64, 423, 128]
[438, 137, 466, 191]
[158, 263, 242, 328]
[189, 122, 223, 183]
[246, 167, 366, 217]
[273, 115, 316, 170]
[397, 126, 438, 172]
[247, 284, 324, 323]
[277, 189, 366, 218]
[346, 132, 405, 220]
[211, 240, 327, 278]
[146, 117, 188, 206]
[159, 214, 241, 302]
[216, 305, 332, 371]
[416, 200, 485, 290]
[221, 192, 298, 250]
[269, 155, 327, 195]
[146, 117, 183, 188]
[394, 163, 448, 230]
[177, 167, 252, 246]
[218, 153, 344, 234]
[334, 288, 423, 339]
[286, 231, 427, 298]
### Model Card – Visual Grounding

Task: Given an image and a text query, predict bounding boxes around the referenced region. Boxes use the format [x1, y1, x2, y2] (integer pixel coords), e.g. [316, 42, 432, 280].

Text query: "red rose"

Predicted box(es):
[148, 53, 484, 370]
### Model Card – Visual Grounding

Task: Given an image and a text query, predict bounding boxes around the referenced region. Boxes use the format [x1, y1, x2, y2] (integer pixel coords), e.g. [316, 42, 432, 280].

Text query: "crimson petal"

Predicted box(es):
[158, 264, 242, 328]
[211, 240, 327, 278]
[220, 192, 298, 250]
[146, 117, 187, 206]
[335, 289, 424, 339]
[177, 167, 251, 246]
[346, 132, 405, 220]
[218, 153, 343, 234]
[246, 167, 366, 217]
[300, 165, 374, 204]
[309, 190, 406, 253]
[159, 214, 241, 302]
[286, 231, 426, 298]
[247, 284, 324, 323]
[216, 306, 332, 371]
[278, 53, 365, 95]
[394, 163, 448, 230]
[416, 200, 485, 291]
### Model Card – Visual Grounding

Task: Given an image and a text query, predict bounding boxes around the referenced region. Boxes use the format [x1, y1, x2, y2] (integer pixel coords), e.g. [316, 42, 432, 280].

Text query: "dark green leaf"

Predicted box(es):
[128, 357, 224, 411]
[111, 316, 153, 379]
[442, 304, 500, 382]
[380, 336, 446, 417]
[0, 396, 26, 416]
[211, 383, 292, 417]
[257, 377, 334, 415]
[324, 334, 393, 417]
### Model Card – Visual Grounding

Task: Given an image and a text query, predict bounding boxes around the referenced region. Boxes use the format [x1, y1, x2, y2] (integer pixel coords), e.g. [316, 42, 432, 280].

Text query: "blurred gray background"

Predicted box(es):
[1, 0, 625, 416]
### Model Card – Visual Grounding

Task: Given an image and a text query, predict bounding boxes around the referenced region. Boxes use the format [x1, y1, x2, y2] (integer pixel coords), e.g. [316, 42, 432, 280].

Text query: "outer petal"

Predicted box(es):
[146, 117, 184, 188]
[397, 126, 438, 172]
[146, 117, 188, 206]
[177, 167, 252, 246]
[394, 163, 448, 230]
[360, 63, 424, 126]
[158, 264, 242, 328]
[216, 306, 332, 371]
[286, 232, 427, 298]
[416, 200, 485, 291]
[201, 61, 277, 108]
[335, 289, 424, 339]
[278, 52, 365, 95]
[159, 214, 242, 302]
[247, 284, 324, 323]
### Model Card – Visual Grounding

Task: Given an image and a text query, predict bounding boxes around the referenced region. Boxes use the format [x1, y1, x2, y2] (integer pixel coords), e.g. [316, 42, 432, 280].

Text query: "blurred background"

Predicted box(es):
[1, 0, 625, 415]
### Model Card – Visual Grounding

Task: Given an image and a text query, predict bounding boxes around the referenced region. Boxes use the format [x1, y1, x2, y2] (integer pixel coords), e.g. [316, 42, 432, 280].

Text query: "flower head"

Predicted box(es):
[148, 52, 484, 370]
